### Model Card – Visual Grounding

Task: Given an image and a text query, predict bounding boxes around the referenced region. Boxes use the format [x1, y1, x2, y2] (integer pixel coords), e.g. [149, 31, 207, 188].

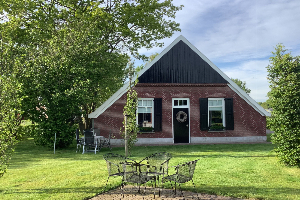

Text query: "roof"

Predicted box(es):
[88, 35, 270, 118]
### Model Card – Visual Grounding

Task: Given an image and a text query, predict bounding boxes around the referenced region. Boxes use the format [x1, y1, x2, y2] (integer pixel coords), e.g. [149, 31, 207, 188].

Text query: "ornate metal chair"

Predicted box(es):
[122, 162, 155, 194]
[99, 130, 112, 151]
[102, 153, 135, 193]
[82, 130, 97, 154]
[162, 159, 199, 196]
[144, 152, 172, 178]
[136, 152, 172, 197]
[75, 129, 83, 153]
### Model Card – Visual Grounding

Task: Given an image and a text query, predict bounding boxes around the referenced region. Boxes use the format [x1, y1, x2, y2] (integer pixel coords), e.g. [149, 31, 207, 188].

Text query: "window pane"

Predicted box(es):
[138, 107, 152, 113]
[183, 100, 187, 105]
[146, 107, 152, 113]
[209, 100, 215, 106]
[174, 100, 178, 106]
[138, 100, 142, 106]
[209, 110, 223, 126]
[179, 100, 182, 105]
[142, 100, 147, 106]
[138, 107, 146, 113]
[209, 106, 222, 111]
[147, 100, 152, 106]
[209, 100, 223, 106]
[138, 113, 152, 127]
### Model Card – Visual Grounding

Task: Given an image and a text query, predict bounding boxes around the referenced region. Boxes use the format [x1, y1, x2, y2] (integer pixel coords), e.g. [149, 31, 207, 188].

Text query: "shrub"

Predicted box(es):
[267, 44, 300, 167]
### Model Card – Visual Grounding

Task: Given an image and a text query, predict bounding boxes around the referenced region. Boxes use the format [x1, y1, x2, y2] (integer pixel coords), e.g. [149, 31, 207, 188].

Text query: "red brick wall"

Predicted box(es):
[93, 83, 266, 140]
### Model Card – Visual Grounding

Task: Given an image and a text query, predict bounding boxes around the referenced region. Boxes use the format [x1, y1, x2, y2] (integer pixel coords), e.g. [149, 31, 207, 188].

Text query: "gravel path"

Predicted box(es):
[89, 185, 246, 200]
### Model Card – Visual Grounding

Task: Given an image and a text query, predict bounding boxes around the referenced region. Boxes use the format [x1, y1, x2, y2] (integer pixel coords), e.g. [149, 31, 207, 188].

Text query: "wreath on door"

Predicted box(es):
[176, 111, 188, 123]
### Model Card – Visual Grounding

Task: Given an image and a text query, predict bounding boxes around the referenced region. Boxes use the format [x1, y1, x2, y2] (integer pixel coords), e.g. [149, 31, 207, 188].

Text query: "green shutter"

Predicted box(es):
[200, 98, 209, 131]
[154, 98, 162, 132]
[225, 98, 234, 130]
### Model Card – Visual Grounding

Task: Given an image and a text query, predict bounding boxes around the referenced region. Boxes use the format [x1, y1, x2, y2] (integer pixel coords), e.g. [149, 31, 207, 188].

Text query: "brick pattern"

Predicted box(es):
[93, 84, 266, 140]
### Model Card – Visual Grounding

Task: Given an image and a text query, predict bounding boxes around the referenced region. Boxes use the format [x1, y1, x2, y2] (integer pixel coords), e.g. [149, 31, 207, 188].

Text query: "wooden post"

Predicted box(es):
[54, 132, 56, 154]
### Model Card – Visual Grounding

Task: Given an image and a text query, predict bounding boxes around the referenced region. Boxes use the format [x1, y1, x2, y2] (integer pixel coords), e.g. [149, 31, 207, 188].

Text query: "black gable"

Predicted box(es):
[139, 40, 227, 84]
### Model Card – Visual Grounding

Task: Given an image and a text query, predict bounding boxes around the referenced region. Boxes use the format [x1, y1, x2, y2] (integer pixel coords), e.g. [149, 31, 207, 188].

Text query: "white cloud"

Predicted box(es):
[136, 0, 300, 102]
[173, 0, 300, 62]
[222, 60, 270, 102]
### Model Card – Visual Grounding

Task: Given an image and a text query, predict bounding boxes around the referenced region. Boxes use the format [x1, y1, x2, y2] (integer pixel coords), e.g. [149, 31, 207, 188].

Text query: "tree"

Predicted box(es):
[1, 0, 183, 148]
[230, 78, 251, 94]
[120, 53, 159, 155]
[267, 44, 300, 167]
[121, 62, 139, 156]
[0, 24, 24, 177]
[131, 52, 159, 74]
[257, 101, 269, 109]
[0, 75, 23, 178]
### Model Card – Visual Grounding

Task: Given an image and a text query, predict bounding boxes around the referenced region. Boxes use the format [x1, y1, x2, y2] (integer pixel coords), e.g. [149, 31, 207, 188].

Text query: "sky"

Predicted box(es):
[136, 0, 300, 102]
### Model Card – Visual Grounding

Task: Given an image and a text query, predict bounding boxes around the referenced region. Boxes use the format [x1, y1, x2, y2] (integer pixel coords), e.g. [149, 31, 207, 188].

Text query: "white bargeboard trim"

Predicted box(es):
[88, 35, 270, 118]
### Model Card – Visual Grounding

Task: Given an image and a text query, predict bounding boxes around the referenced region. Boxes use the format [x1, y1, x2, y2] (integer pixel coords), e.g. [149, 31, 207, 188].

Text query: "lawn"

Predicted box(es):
[0, 138, 300, 200]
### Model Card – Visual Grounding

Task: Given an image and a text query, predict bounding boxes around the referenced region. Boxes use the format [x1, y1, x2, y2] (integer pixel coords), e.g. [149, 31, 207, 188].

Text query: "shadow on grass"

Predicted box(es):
[9, 138, 125, 169]
[165, 184, 300, 200]
[0, 186, 100, 194]
[170, 154, 276, 159]
[2, 184, 300, 200]
[10, 138, 275, 170]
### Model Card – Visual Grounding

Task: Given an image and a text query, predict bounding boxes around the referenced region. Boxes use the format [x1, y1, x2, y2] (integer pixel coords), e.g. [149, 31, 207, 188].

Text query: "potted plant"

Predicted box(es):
[138, 127, 154, 133]
[209, 124, 225, 131]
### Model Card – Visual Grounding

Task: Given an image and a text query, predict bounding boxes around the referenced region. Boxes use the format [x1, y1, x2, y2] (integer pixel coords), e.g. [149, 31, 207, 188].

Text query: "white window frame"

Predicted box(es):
[172, 98, 190, 143]
[136, 98, 154, 128]
[208, 98, 225, 127]
[172, 98, 189, 108]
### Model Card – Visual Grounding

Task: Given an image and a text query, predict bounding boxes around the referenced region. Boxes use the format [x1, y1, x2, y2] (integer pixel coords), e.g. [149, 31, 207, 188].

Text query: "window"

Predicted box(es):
[174, 99, 188, 107]
[137, 99, 154, 128]
[208, 98, 225, 129]
[200, 98, 234, 131]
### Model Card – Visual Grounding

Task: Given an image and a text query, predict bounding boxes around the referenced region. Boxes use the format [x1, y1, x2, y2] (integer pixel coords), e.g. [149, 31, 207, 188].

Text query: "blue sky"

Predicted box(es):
[136, 0, 300, 102]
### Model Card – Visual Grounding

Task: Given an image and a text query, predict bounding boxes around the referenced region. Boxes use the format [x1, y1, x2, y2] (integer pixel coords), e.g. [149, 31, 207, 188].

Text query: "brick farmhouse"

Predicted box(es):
[88, 35, 270, 145]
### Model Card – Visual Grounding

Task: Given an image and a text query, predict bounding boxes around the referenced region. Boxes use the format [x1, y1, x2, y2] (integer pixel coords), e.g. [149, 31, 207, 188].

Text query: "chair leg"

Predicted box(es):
[191, 179, 200, 199]
[160, 177, 163, 197]
[102, 176, 110, 194]
[98, 143, 102, 152]
[174, 182, 177, 195]
[178, 183, 184, 197]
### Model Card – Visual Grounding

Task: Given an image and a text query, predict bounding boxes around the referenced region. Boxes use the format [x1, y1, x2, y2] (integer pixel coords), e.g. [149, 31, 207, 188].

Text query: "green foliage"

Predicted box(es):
[257, 101, 269, 109]
[1, 0, 182, 148]
[267, 44, 300, 167]
[209, 124, 224, 131]
[230, 78, 251, 94]
[0, 75, 24, 178]
[139, 127, 154, 132]
[121, 65, 139, 155]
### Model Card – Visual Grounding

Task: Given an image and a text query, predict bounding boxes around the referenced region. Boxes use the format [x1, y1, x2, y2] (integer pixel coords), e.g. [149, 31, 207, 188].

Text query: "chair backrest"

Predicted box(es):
[146, 152, 172, 174]
[84, 130, 94, 145]
[176, 159, 198, 182]
[103, 153, 135, 177]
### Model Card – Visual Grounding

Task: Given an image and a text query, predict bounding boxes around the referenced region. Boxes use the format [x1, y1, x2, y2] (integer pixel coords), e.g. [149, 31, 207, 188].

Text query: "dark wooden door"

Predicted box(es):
[173, 108, 189, 143]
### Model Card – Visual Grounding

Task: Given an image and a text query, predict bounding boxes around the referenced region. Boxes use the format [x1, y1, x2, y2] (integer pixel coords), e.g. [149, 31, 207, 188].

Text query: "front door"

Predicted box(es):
[173, 99, 189, 143]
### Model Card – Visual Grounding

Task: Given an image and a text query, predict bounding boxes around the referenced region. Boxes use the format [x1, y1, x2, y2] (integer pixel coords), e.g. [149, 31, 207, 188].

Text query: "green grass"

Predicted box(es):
[1, 138, 300, 200]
